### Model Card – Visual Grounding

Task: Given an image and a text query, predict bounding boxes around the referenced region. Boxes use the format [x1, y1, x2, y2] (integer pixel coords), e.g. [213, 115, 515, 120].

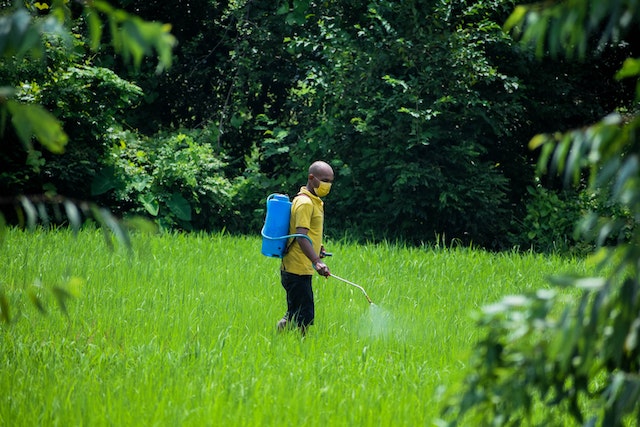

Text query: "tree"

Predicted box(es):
[263, 0, 520, 245]
[3, 0, 632, 247]
[0, 0, 176, 321]
[251, 0, 630, 247]
[439, 0, 640, 425]
[0, 0, 176, 202]
[0, 0, 175, 156]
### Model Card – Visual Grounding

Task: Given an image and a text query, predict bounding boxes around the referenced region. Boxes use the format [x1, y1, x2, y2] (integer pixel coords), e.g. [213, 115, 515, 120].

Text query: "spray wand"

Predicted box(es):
[320, 250, 373, 304]
[329, 274, 373, 305]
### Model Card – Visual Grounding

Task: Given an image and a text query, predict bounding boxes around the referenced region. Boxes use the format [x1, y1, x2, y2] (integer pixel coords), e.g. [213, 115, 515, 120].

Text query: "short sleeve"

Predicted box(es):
[291, 198, 313, 229]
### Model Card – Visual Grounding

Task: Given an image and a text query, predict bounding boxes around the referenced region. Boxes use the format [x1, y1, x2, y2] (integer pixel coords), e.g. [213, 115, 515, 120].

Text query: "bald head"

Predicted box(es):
[309, 161, 334, 178]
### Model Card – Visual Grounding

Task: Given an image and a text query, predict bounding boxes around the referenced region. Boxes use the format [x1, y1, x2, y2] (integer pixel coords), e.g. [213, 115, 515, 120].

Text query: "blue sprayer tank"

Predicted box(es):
[261, 194, 292, 258]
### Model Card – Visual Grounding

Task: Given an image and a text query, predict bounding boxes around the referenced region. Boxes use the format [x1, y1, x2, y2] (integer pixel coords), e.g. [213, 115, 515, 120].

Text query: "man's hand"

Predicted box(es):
[320, 245, 332, 258]
[313, 259, 330, 277]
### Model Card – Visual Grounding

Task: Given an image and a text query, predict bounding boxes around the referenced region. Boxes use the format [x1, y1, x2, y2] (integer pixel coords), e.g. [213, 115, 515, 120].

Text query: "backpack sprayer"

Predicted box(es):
[261, 193, 373, 304]
[260, 193, 311, 257]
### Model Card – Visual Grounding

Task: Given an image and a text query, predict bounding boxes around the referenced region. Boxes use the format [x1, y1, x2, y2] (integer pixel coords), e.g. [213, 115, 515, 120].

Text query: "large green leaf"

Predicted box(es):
[616, 58, 640, 80]
[91, 167, 118, 195]
[84, 7, 104, 51]
[7, 100, 67, 153]
[167, 193, 192, 221]
[90, 1, 176, 71]
[139, 193, 160, 216]
[0, 8, 42, 59]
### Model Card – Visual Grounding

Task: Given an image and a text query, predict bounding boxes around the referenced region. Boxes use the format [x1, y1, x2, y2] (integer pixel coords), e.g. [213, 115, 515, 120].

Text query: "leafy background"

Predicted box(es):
[2, 0, 636, 253]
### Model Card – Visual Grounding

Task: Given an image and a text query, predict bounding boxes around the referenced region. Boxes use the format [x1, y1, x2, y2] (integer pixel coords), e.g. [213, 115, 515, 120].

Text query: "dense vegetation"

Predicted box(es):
[2, 0, 636, 250]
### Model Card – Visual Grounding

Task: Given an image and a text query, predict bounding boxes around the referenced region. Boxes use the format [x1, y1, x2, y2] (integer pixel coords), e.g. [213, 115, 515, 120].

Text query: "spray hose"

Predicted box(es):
[260, 228, 313, 245]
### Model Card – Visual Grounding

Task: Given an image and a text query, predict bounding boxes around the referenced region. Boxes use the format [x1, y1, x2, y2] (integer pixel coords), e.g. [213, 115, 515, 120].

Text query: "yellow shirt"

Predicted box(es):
[281, 186, 324, 275]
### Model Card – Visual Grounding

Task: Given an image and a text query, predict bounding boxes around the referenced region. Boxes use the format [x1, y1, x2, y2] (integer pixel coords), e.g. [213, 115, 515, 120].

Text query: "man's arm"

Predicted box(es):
[295, 227, 330, 276]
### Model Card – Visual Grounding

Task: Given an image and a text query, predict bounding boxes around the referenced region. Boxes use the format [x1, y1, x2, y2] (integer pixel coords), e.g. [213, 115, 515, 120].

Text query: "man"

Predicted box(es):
[277, 161, 334, 334]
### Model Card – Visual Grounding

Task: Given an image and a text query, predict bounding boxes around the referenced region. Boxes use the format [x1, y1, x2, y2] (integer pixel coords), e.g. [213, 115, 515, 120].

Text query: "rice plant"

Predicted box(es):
[0, 229, 590, 426]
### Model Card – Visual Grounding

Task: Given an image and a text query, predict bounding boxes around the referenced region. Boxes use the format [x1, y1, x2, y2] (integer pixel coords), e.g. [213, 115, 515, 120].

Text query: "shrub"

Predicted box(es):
[95, 129, 239, 231]
[509, 183, 584, 253]
[510, 180, 636, 254]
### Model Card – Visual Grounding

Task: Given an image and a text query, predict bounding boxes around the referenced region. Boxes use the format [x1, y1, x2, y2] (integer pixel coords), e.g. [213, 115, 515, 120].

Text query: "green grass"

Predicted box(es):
[0, 228, 591, 426]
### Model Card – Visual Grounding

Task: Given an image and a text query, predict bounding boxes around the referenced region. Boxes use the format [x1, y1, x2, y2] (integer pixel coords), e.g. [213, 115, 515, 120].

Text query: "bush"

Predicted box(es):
[510, 181, 636, 254]
[95, 129, 240, 231]
[1, 63, 145, 199]
[509, 183, 584, 253]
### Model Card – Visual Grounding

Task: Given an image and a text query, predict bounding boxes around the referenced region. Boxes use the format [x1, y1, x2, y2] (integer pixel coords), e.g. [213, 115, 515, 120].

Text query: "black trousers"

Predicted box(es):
[280, 271, 314, 327]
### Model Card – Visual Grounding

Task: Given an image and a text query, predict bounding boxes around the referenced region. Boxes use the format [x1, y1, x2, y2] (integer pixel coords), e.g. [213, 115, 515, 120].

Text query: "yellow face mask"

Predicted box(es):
[315, 180, 332, 197]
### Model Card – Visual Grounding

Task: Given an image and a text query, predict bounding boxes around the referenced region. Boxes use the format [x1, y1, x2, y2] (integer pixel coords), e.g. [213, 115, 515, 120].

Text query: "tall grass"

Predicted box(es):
[0, 229, 591, 426]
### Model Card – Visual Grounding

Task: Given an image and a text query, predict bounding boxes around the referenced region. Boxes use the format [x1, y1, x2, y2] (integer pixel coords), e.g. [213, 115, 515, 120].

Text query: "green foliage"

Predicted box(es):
[510, 184, 584, 253]
[47, 65, 144, 116]
[504, 0, 640, 60]
[2, 61, 145, 198]
[6, 100, 67, 154]
[440, 0, 640, 425]
[0, 0, 175, 319]
[511, 183, 635, 254]
[2, 0, 634, 249]
[22, 0, 622, 248]
[97, 129, 239, 231]
[0, 5, 68, 60]
[88, 0, 176, 72]
[267, 0, 522, 246]
[0, 0, 175, 156]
